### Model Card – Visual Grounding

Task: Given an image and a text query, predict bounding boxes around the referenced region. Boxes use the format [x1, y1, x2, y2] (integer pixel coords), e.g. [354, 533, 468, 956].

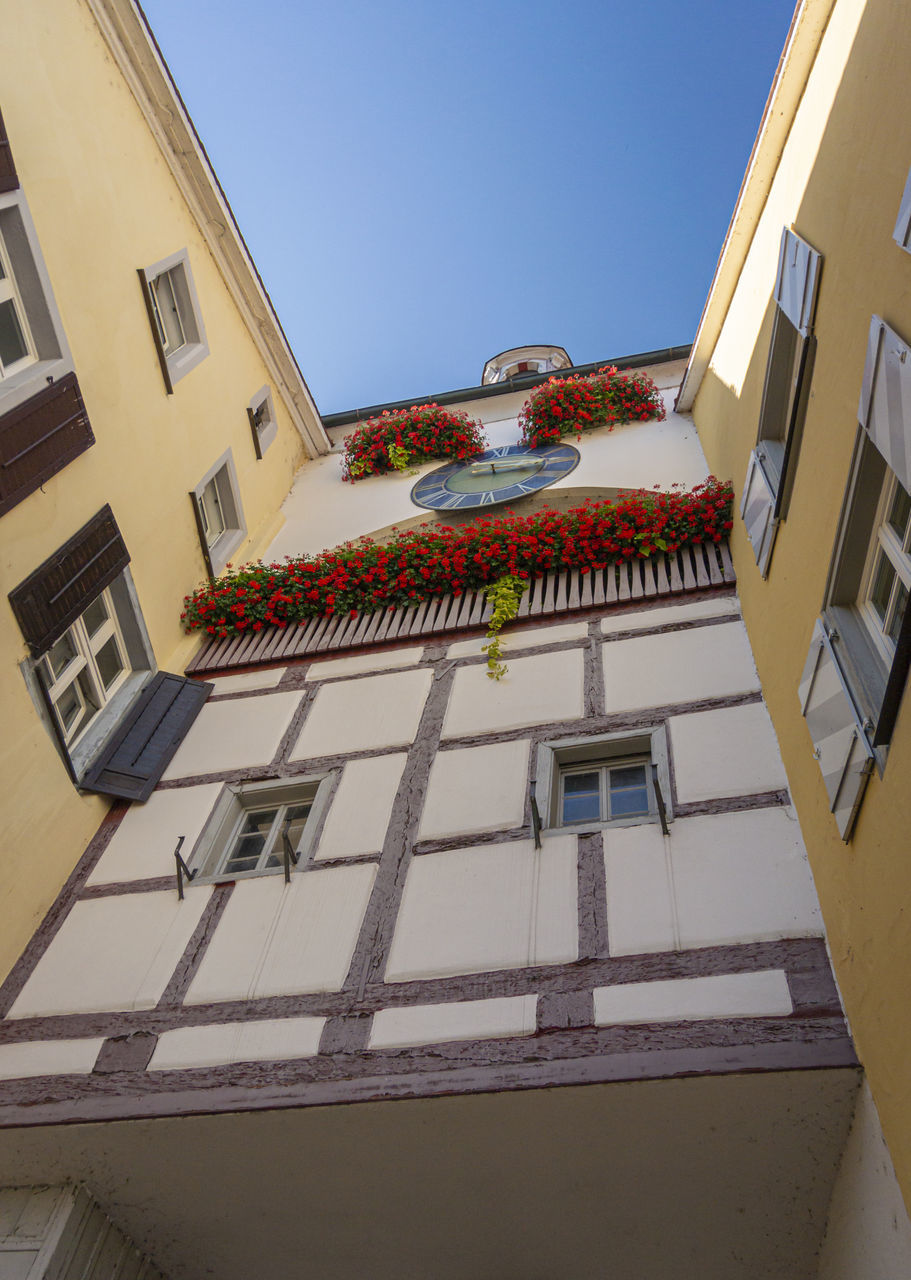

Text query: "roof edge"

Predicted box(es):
[86, 0, 331, 457]
[323, 345, 692, 430]
[676, 0, 835, 413]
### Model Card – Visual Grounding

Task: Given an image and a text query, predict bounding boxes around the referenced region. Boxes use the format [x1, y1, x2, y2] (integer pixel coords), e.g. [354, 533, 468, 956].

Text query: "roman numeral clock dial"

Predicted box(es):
[410, 444, 579, 511]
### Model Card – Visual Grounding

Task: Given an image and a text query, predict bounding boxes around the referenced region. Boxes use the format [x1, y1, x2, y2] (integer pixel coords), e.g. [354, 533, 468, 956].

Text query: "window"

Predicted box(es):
[0, 223, 35, 378]
[0, 188, 75, 417]
[800, 316, 911, 839]
[248, 385, 277, 458]
[139, 250, 209, 392]
[741, 227, 821, 576]
[9, 505, 209, 797]
[41, 588, 130, 746]
[191, 777, 333, 884]
[535, 728, 672, 834]
[190, 449, 246, 577]
[894, 164, 911, 254]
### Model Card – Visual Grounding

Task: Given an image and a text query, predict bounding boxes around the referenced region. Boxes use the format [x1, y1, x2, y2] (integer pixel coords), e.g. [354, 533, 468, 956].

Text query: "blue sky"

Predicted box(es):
[141, 0, 796, 414]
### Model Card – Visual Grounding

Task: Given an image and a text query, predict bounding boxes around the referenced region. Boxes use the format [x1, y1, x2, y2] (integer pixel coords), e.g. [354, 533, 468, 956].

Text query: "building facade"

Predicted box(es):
[1, 0, 910, 1275]
[679, 0, 911, 1213]
[0, 0, 327, 983]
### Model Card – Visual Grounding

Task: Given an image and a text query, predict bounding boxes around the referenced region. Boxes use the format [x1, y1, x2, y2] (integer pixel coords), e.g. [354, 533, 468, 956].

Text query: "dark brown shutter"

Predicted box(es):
[0, 373, 95, 517]
[247, 405, 264, 460]
[0, 107, 17, 193]
[81, 672, 212, 801]
[8, 505, 130, 655]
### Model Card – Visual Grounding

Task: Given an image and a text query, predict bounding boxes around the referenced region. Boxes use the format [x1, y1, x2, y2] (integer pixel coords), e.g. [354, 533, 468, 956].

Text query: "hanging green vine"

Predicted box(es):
[482, 574, 528, 680]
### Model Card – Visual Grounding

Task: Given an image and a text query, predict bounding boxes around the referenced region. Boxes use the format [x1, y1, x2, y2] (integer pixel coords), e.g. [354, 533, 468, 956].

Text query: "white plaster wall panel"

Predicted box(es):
[184, 863, 377, 1004]
[669, 702, 788, 803]
[8, 890, 213, 1018]
[670, 810, 824, 949]
[445, 621, 588, 659]
[418, 740, 531, 840]
[602, 622, 760, 713]
[161, 691, 303, 780]
[0, 1038, 105, 1080]
[816, 1081, 911, 1280]
[148, 1017, 326, 1070]
[208, 668, 286, 693]
[601, 823, 677, 956]
[87, 783, 224, 885]
[593, 970, 793, 1026]
[315, 753, 407, 859]
[304, 646, 424, 680]
[550, 403, 709, 495]
[369, 995, 538, 1049]
[384, 837, 577, 982]
[290, 668, 432, 760]
[599, 595, 739, 635]
[442, 650, 585, 739]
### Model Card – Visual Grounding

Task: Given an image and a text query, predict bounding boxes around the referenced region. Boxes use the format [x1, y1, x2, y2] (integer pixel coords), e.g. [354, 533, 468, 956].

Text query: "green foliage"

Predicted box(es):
[482, 574, 527, 680]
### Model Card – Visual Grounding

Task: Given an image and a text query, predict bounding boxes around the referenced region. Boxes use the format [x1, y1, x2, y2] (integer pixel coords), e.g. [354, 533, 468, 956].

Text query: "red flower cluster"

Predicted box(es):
[341, 403, 487, 481]
[518, 366, 666, 449]
[181, 479, 734, 640]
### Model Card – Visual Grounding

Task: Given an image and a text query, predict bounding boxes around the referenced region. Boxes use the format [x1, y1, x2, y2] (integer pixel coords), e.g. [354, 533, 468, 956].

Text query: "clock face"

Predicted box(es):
[410, 443, 579, 511]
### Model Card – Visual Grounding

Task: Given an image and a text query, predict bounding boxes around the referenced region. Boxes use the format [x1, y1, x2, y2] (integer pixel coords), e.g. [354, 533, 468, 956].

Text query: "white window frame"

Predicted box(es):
[535, 727, 672, 836]
[0, 223, 37, 379]
[858, 472, 911, 666]
[21, 568, 156, 782]
[140, 249, 209, 392]
[248, 385, 277, 457]
[191, 449, 247, 577]
[190, 775, 335, 885]
[41, 588, 130, 746]
[0, 188, 74, 416]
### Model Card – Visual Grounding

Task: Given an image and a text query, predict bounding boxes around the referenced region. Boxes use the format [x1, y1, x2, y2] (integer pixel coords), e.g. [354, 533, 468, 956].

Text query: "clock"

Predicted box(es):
[410, 443, 579, 511]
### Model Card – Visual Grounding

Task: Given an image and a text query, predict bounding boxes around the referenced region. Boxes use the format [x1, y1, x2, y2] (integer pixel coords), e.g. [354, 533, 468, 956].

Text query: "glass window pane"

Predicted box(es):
[201, 477, 225, 544]
[46, 631, 78, 680]
[151, 271, 186, 354]
[222, 808, 277, 874]
[888, 483, 911, 544]
[55, 683, 83, 734]
[608, 763, 650, 818]
[869, 552, 896, 624]
[887, 580, 909, 647]
[82, 596, 109, 638]
[95, 635, 125, 691]
[0, 297, 29, 368]
[561, 770, 600, 824]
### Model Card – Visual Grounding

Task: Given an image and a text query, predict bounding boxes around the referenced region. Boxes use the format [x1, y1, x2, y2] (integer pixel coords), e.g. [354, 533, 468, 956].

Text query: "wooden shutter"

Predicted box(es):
[774, 228, 822, 338]
[858, 316, 911, 491]
[247, 405, 264, 460]
[893, 166, 911, 253]
[740, 450, 778, 576]
[8, 505, 130, 655]
[0, 106, 17, 193]
[81, 672, 212, 801]
[798, 620, 874, 840]
[0, 373, 95, 516]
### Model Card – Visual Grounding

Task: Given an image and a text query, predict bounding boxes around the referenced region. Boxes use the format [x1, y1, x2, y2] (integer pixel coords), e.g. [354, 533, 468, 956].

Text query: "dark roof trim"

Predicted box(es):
[322, 345, 693, 430]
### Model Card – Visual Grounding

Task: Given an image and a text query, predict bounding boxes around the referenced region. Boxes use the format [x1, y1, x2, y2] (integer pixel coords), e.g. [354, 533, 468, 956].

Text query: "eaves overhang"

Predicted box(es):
[323, 344, 692, 430]
[675, 0, 835, 414]
[86, 0, 330, 458]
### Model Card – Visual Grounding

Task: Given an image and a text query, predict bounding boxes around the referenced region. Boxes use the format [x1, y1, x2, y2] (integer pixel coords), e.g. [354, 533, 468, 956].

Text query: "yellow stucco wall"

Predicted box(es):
[0, 2, 311, 979]
[692, 0, 911, 1205]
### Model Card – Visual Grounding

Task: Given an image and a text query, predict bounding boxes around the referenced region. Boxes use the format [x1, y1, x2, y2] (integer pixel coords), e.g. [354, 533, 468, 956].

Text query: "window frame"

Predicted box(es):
[248, 385, 277, 458]
[41, 587, 131, 747]
[190, 449, 247, 578]
[0, 188, 74, 417]
[535, 727, 672, 836]
[138, 249, 209, 393]
[190, 774, 335, 885]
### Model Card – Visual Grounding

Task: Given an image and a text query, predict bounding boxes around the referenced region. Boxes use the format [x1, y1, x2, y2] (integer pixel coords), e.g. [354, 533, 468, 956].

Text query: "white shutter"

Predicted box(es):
[740, 450, 778, 576]
[774, 227, 822, 338]
[799, 620, 874, 841]
[893, 165, 911, 253]
[858, 316, 911, 492]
